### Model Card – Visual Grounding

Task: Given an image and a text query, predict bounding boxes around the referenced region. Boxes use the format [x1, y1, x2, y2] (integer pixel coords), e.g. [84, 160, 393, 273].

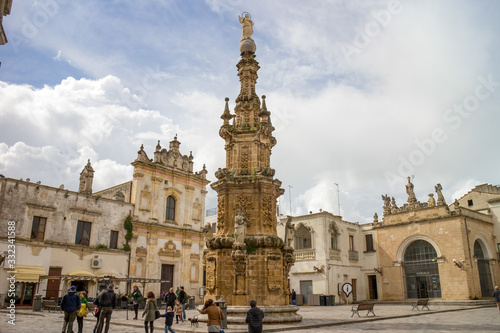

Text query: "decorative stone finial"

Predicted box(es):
[156, 140, 161, 152]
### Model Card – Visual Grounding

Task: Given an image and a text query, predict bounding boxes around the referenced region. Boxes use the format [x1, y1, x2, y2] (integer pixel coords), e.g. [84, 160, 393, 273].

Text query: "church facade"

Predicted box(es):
[0, 137, 209, 305]
[278, 179, 500, 303]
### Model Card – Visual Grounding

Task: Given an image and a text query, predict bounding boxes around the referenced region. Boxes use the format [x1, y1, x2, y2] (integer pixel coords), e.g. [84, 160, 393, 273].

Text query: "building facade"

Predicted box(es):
[277, 212, 379, 305]
[0, 137, 209, 305]
[276, 180, 500, 303]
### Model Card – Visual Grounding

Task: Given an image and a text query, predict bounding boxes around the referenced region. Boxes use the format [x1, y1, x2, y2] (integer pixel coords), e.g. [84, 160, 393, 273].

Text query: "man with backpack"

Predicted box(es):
[96, 284, 117, 333]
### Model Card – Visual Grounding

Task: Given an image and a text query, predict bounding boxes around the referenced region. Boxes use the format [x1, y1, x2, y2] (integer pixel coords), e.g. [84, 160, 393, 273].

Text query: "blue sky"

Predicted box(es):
[1, 0, 500, 223]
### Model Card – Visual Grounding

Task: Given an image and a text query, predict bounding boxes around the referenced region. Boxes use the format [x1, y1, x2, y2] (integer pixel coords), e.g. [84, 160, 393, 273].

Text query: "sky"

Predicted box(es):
[1, 0, 499, 224]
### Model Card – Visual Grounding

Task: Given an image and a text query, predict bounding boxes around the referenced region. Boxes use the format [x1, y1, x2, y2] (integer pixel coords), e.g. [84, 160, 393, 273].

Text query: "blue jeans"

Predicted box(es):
[181, 303, 186, 320]
[165, 325, 175, 333]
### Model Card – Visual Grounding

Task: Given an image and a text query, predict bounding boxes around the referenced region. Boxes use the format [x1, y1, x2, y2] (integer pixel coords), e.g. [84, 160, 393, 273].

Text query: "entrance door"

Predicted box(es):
[161, 264, 174, 294]
[300, 280, 313, 305]
[416, 277, 428, 298]
[474, 240, 494, 297]
[15, 283, 36, 306]
[368, 275, 378, 299]
[351, 279, 357, 302]
[46, 267, 62, 298]
[404, 240, 441, 299]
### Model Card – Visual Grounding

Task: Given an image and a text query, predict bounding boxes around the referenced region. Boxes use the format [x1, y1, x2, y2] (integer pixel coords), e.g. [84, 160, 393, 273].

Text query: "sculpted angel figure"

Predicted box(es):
[234, 209, 248, 244]
[406, 176, 417, 204]
[284, 216, 295, 247]
[239, 13, 254, 41]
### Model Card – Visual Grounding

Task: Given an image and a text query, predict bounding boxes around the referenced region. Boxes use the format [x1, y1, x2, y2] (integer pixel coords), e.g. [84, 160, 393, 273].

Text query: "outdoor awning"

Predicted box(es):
[96, 272, 119, 278]
[15, 265, 46, 283]
[66, 270, 96, 280]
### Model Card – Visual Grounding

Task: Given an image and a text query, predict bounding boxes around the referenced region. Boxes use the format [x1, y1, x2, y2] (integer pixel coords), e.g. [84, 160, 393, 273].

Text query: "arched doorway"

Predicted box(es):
[474, 240, 494, 297]
[404, 240, 441, 299]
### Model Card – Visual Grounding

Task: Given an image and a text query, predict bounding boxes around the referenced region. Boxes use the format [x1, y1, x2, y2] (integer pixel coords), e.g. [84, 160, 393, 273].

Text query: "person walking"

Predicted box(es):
[76, 291, 88, 333]
[142, 291, 158, 333]
[246, 300, 264, 333]
[200, 299, 224, 333]
[290, 289, 296, 305]
[173, 300, 183, 324]
[96, 284, 117, 333]
[93, 290, 105, 333]
[61, 285, 81, 333]
[160, 306, 176, 333]
[132, 285, 143, 320]
[493, 286, 500, 314]
[178, 286, 187, 321]
[164, 287, 177, 312]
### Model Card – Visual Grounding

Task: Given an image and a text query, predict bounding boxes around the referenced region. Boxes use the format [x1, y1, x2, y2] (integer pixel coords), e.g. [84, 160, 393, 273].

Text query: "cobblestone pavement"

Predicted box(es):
[0, 303, 497, 333]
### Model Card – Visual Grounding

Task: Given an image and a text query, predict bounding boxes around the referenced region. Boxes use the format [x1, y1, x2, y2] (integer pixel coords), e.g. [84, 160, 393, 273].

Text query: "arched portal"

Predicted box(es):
[474, 240, 494, 297]
[404, 240, 441, 299]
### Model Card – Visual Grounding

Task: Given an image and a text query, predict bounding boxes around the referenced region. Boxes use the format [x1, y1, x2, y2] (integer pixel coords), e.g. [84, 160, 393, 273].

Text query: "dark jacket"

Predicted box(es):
[290, 291, 296, 300]
[99, 288, 117, 308]
[493, 289, 500, 302]
[178, 290, 187, 304]
[61, 290, 81, 312]
[160, 310, 175, 326]
[246, 306, 264, 333]
[132, 288, 142, 302]
[164, 292, 177, 308]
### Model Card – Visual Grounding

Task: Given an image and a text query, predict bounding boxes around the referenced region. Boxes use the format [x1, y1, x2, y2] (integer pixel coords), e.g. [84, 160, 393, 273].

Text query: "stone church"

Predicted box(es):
[278, 179, 500, 303]
[0, 137, 209, 306]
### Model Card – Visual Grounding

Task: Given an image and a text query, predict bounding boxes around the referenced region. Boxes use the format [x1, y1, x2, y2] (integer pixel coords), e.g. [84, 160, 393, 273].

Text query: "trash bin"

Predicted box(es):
[325, 295, 334, 306]
[215, 299, 228, 329]
[33, 295, 43, 312]
[188, 296, 195, 309]
[320, 295, 326, 306]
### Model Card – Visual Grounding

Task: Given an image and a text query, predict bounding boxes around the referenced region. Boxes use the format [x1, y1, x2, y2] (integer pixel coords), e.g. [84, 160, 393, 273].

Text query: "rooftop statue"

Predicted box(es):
[239, 13, 254, 41]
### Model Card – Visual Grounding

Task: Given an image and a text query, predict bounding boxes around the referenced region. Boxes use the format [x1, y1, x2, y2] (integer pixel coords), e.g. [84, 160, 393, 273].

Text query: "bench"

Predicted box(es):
[42, 299, 61, 312]
[351, 302, 375, 317]
[412, 299, 430, 311]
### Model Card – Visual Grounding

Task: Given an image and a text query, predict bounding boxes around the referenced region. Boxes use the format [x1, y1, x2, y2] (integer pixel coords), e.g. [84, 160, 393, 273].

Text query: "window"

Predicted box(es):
[166, 196, 176, 221]
[295, 225, 312, 250]
[75, 221, 92, 246]
[349, 235, 354, 251]
[365, 234, 374, 252]
[109, 231, 119, 249]
[468, 199, 473, 207]
[31, 216, 46, 240]
[331, 232, 338, 250]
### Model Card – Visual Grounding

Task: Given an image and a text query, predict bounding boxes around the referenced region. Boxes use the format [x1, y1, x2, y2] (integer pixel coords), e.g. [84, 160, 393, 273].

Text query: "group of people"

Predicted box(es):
[60, 284, 266, 333]
[60, 283, 116, 333]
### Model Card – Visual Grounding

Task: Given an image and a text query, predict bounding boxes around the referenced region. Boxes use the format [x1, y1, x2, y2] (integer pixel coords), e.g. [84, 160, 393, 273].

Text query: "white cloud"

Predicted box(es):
[1, 1, 499, 223]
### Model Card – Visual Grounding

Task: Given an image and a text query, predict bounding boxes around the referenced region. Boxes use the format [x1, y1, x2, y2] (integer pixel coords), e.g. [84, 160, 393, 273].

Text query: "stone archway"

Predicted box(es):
[403, 240, 442, 299]
[474, 239, 494, 297]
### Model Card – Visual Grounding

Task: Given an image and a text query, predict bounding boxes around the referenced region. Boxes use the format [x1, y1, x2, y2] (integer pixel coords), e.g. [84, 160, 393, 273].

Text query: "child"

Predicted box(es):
[142, 291, 158, 333]
[173, 300, 183, 324]
[76, 291, 88, 333]
[160, 306, 176, 333]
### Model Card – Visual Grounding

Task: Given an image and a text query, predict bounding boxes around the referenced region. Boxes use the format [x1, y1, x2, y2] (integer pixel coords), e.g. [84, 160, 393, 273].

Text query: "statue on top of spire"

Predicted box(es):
[239, 12, 254, 41]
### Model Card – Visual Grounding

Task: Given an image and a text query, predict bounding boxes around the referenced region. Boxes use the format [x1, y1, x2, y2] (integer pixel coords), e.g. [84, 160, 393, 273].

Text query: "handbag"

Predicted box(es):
[77, 303, 88, 317]
[155, 310, 161, 320]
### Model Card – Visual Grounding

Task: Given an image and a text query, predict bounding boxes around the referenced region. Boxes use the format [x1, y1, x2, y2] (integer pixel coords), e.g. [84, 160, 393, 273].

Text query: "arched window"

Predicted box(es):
[166, 196, 176, 221]
[403, 240, 441, 299]
[295, 224, 312, 250]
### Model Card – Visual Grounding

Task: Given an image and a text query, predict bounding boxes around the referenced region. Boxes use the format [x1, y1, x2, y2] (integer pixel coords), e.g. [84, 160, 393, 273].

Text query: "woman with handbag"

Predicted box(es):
[142, 291, 159, 333]
[132, 285, 143, 320]
[76, 291, 88, 333]
[200, 299, 225, 333]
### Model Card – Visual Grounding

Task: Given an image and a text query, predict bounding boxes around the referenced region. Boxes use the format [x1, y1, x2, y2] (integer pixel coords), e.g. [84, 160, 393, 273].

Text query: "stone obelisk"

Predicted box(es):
[204, 14, 296, 312]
